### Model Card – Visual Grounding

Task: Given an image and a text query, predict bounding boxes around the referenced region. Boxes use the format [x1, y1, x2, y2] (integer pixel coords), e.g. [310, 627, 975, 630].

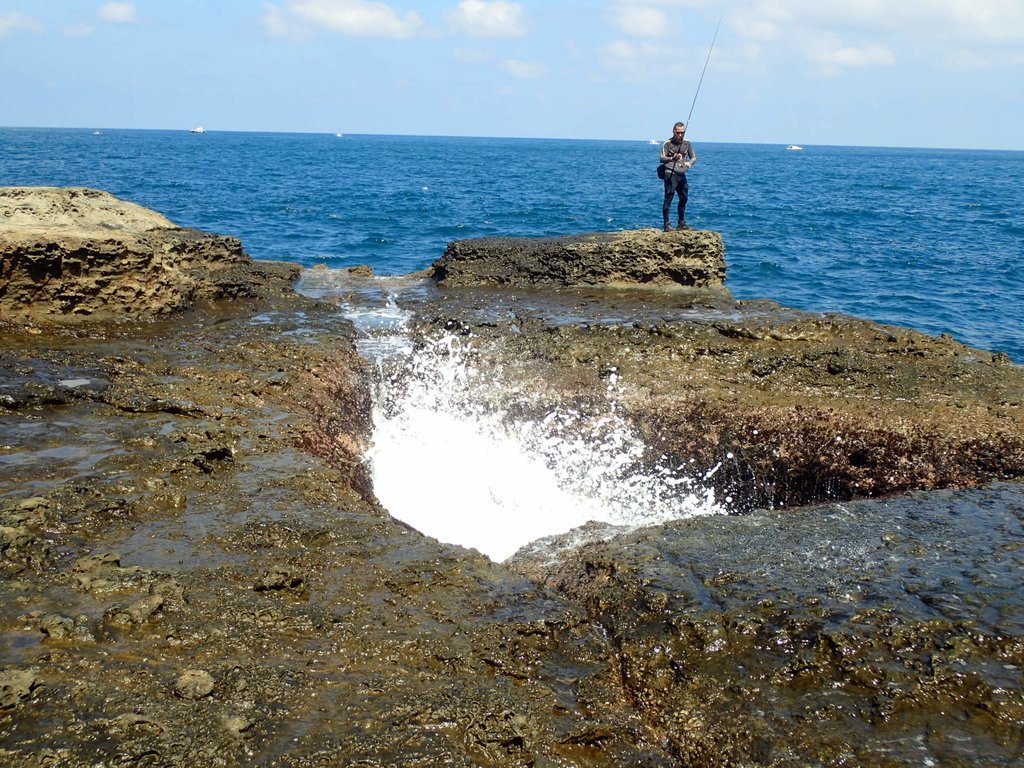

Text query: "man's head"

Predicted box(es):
[673, 122, 686, 139]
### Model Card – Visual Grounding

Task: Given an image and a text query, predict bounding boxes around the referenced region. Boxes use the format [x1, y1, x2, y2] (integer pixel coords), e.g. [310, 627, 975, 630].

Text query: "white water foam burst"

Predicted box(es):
[366, 329, 725, 561]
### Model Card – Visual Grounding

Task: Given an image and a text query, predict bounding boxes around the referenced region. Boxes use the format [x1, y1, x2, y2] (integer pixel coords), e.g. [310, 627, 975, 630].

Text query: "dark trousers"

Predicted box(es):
[662, 172, 688, 223]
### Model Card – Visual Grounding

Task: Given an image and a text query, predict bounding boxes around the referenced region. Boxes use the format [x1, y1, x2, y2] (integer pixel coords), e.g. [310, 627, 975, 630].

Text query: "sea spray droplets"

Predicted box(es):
[367, 331, 725, 561]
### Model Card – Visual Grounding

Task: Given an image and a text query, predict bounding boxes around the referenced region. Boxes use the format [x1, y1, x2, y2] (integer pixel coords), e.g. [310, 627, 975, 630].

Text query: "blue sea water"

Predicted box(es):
[2, 127, 1022, 361]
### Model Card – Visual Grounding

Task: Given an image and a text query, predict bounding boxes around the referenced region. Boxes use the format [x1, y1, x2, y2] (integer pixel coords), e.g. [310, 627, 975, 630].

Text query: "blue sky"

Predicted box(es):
[2, 1, 1022, 149]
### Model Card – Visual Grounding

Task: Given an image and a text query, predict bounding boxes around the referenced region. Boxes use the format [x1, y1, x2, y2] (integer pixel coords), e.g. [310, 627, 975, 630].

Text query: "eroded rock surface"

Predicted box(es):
[0, 187, 298, 322]
[508, 484, 1024, 767]
[1, 192, 673, 766]
[4, 193, 1024, 767]
[432, 228, 726, 289]
[405, 286, 1024, 512]
[0, 304, 670, 767]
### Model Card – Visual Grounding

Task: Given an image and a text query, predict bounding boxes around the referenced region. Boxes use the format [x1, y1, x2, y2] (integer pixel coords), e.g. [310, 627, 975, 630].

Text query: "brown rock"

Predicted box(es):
[174, 669, 215, 700]
[432, 228, 726, 289]
[0, 669, 39, 710]
[0, 186, 299, 322]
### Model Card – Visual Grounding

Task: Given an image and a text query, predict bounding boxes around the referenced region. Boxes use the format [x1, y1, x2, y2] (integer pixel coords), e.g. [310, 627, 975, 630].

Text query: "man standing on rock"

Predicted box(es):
[660, 122, 697, 231]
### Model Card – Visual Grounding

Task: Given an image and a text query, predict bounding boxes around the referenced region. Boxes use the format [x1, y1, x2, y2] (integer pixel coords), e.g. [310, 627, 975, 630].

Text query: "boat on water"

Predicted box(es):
[92, 130, 102, 136]
[334, 132, 344, 137]
[785, 144, 804, 151]
[190, 126, 206, 134]
[648, 139, 659, 145]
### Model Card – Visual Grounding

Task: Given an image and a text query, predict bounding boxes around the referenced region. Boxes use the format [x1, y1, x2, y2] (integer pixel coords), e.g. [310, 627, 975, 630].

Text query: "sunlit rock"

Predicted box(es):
[432, 228, 727, 289]
[0, 186, 298, 322]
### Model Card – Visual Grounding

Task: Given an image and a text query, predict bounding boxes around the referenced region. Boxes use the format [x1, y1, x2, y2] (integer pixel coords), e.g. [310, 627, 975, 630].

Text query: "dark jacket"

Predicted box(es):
[660, 138, 697, 176]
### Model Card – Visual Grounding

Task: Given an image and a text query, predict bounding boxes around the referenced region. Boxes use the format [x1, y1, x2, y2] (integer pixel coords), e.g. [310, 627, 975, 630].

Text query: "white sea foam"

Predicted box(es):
[364, 329, 725, 561]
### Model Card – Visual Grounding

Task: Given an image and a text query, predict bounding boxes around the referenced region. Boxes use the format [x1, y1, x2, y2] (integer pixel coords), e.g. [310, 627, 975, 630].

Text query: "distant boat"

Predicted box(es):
[785, 144, 804, 151]
[190, 126, 206, 134]
[648, 139, 659, 145]
[92, 130, 102, 136]
[334, 132, 344, 137]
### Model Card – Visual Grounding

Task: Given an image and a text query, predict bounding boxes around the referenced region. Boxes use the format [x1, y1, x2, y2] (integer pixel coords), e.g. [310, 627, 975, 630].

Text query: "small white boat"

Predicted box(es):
[92, 130, 102, 136]
[785, 144, 803, 151]
[648, 139, 659, 145]
[334, 132, 344, 137]
[190, 126, 206, 134]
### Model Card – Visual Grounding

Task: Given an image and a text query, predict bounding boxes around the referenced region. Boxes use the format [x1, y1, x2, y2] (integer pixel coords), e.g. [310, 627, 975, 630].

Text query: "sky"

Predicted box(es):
[1, 1, 1022, 149]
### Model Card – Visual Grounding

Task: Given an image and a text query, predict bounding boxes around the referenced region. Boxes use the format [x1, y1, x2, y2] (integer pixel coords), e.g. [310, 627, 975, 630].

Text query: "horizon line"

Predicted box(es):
[1, 124, 1020, 154]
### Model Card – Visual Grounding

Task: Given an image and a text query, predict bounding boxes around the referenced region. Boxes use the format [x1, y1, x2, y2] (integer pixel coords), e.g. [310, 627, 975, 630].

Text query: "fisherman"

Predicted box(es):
[660, 122, 697, 231]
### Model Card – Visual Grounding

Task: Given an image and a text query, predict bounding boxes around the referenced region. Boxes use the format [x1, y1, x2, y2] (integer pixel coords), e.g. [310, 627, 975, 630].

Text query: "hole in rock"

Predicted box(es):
[315, 279, 726, 562]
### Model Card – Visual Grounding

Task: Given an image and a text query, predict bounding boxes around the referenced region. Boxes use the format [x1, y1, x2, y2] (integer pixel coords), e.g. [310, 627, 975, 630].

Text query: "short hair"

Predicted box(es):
[673, 122, 686, 130]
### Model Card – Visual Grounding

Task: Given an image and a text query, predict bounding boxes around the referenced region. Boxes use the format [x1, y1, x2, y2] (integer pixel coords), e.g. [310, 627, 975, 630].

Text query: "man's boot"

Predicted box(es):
[677, 219, 692, 231]
[663, 218, 674, 232]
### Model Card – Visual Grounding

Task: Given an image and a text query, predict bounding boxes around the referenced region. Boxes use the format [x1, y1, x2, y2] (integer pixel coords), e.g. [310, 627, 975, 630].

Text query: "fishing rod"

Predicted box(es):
[686, 15, 723, 128]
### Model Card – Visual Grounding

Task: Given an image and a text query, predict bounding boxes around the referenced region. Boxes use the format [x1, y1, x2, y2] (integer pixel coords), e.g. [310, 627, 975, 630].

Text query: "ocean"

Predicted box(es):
[2, 127, 1022, 362]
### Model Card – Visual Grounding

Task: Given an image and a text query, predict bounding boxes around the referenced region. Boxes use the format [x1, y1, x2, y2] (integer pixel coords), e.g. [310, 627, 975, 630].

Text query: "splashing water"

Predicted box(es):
[362, 319, 725, 561]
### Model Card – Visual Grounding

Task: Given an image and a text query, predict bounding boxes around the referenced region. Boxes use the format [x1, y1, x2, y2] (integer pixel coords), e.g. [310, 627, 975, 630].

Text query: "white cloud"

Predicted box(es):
[603, 38, 671, 62]
[636, 0, 1024, 73]
[808, 0, 1024, 43]
[809, 39, 895, 72]
[943, 49, 991, 71]
[0, 11, 43, 36]
[446, 0, 527, 38]
[729, 17, 780, 42]
[262, 4, 295, 37]
[500, 58, 545, 78]
[611, 4, 669, 37]
[263, 0, 424, 39]
[99, 2, 137, 24]
[653, 0, 1024, 44]
[601, 38, 675, 78]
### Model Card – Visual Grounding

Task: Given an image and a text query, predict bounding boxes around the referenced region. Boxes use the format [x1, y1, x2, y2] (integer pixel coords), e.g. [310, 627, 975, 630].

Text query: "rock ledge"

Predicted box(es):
[0, 187, 298, 322]
[432, 228, 726, 289]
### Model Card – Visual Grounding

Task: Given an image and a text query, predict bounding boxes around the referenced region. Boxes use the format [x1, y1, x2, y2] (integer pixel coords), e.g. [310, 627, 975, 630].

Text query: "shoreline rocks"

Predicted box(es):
[0, 187, 298, 323]
[3, 188, 1023, 766]
[506, 482, 1024, 767]
[405, 283, 1024, 513]
[432, 228, 727, 290]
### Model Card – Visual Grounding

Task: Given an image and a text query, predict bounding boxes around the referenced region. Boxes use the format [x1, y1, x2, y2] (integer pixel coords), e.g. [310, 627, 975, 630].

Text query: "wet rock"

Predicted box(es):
[508, 483, 1024, 766]
[223, 713, 254, 736]
[38, 613, 95, 643]
[70, 552, 146, 593]
[433, 228, 727, 289]
[108, 712, 168, 735]
[0, 206, 675, 766]
[0, 503, 52, 574]
[0, 526, 35, 557]
[1, 497, 50, 526]
[417, 302, 1024, 511]
[175, 669, 216, 700]
[344, 264, 375, 277]
[150, 578, 187, 610]
[254, 568, 306, 593]
[104, 594, 165, 627]
[0, 669, 40, 710]
[4, 195, 1022, 766]
[170, 429, 237, 473]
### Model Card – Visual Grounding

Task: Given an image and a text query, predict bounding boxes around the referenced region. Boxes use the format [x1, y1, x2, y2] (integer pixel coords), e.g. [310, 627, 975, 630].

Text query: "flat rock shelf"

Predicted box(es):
[2, 187, 1023, 767]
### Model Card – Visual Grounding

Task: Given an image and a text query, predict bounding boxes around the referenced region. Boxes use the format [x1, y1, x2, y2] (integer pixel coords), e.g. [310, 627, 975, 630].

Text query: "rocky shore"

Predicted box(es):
[432, 229, 727, 290]
[2, 188, 1022, 766]
[0, 187, 297, 322]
